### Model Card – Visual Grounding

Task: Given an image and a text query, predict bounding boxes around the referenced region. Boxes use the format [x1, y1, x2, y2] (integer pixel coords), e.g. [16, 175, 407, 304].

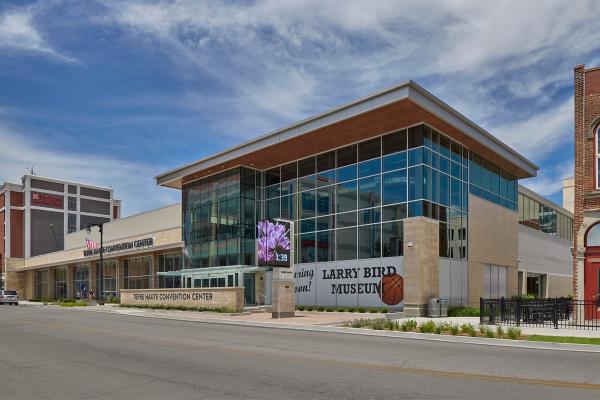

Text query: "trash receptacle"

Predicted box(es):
[439, 298, 449, 317]
[428, 298, 440, 318]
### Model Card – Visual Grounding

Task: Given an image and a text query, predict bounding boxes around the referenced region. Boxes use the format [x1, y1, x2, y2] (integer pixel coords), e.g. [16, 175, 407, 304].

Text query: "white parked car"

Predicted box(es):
[0, 290, 19, 305]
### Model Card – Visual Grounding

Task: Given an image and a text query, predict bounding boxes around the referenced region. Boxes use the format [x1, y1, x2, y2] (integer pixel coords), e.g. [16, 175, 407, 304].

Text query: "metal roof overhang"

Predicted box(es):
[156, 80, 538, 189]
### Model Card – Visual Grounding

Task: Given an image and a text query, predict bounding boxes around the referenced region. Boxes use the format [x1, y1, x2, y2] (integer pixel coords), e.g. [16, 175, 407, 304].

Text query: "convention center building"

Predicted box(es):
[152, 80, 569, 315]
[3, 81, 574, 315]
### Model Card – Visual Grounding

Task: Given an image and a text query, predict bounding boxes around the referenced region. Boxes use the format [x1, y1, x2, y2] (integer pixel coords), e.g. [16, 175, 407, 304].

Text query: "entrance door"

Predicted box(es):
[243, 273, 255, 306]
[584, 253, 600, 320]
[584, 254, 600, 319]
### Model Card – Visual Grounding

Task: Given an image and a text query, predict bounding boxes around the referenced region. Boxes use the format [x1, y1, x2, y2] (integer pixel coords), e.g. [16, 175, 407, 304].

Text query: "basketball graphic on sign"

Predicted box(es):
[379, 273, 404, 305]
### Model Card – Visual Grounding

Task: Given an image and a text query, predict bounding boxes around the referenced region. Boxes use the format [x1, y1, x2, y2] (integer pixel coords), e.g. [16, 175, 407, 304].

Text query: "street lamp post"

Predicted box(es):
[86, 222, 104, 305]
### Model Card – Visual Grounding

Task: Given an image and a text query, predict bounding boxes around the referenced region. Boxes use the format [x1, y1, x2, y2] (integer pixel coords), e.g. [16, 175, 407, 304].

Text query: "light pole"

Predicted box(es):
[86, 222, 104, 305]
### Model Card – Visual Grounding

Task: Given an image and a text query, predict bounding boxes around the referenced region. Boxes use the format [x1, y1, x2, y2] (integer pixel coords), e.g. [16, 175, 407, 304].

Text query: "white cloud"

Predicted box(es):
[0, 9, 76, 63]
[99, 0, 600, 152]
[493, 98, 573, 160]
[521, 159, 574, 199]
[0, 123, 178, 216]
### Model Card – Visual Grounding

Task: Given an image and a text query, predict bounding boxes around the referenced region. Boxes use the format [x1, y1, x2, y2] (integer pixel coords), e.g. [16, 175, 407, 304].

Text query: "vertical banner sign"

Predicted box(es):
[257, 219, 292, 267]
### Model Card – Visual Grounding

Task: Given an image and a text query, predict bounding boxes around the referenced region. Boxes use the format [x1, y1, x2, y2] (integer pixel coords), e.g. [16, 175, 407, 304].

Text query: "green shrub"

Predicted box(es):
[104, 295, 120, 304]
[347, 307, 356, 312]
[496, 325, 505, 339]
[317, 306, 325, 312]
[59, 300, 89, 307]
[460, 323, 477, 337]
[448, 323, 459, 336]
[343, 318, 399, 331]
[368, 307, 379, 313]
[296, 305, 305, 311]
[357, 307, 366, 313]
[419, 320, 436, 334]
[305, 306, 313, 311]
[434, 324, 443, 334]
[507, 327, 521, 340]
[401, 320, 417, 332]
[481, 326, 495, 338]
[447, 307, 480, 317]
[325, 307, 334, 312]
[380, 307, 389, 313]
[512, 294, 536, 300]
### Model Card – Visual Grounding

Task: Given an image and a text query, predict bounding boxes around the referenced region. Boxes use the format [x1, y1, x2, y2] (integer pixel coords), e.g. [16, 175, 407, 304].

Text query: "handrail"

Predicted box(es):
[257, 292, 271, 313]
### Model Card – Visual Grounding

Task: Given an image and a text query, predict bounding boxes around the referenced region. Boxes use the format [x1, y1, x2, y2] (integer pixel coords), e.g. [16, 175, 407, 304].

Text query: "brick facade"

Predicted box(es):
[573, 64, 600, 300]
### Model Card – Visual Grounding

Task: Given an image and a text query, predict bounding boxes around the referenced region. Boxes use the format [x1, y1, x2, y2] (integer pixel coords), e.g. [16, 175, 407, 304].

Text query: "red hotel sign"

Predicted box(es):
[31, 192, 63, 209]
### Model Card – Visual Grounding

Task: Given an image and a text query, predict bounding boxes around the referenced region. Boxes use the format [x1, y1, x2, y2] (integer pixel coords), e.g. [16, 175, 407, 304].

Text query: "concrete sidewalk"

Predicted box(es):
[41, 304, 600, 353]
[18, 301, 600, 339]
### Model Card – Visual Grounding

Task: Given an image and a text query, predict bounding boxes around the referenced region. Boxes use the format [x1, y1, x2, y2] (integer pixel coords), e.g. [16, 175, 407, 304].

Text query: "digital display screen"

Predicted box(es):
[257, 219, 291, 267]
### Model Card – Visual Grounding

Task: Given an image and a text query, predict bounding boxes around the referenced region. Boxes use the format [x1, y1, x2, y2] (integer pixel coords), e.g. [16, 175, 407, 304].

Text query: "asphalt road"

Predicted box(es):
[1, 305, 599, 400]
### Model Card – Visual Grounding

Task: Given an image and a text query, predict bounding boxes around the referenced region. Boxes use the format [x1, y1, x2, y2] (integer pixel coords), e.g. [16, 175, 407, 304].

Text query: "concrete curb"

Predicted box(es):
[79, 306, 600, 354]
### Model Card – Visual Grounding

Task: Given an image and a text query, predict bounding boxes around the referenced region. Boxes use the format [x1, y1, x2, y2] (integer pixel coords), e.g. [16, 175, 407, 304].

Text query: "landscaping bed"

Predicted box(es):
[342, 318, 522, 339]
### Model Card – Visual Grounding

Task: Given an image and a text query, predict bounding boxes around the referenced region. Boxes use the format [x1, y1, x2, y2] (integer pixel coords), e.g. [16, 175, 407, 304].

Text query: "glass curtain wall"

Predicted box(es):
[158, 252, 183, 288]
[180, 124, 519, 267]
[182, 167, 259, 269]
[95, 260, 117, 298]
[261, 124, 476, 262]
[73, 265, 89, 299]
[54, 267, 68, 299]
[124, 256, 151, 289]
[34, 270, 48, 299]
[517, 192, 573, 241]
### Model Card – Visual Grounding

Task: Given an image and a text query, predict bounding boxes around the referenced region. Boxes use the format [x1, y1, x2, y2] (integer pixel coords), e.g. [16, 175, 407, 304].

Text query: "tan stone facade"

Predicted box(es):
[4, 204, 183, 301]
[403, 217, 439, 316]
[468, 194, 519, 307]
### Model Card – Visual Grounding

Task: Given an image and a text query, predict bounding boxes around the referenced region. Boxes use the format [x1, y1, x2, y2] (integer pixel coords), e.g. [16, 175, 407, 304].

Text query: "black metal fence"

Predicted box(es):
[480, 298, 600, 330]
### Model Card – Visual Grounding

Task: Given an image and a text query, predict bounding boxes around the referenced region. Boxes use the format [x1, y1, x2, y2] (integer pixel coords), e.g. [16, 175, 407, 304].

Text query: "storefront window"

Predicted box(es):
[124, 256, 151, 289]
[96, 260, 117, 298]
[74, 265, 89, 299]
[34, 270, 48, 300]
[158, 252, 182, 288]
[54, 267, 68, 299]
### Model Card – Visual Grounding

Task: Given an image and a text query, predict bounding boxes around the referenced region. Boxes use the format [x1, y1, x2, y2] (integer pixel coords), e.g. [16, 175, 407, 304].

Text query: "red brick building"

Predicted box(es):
[573, 65, 600, 311]
[1, 175, 121, 290]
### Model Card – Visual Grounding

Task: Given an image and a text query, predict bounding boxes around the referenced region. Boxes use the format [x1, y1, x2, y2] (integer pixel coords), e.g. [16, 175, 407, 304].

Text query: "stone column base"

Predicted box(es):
[271, 279, 295, 319]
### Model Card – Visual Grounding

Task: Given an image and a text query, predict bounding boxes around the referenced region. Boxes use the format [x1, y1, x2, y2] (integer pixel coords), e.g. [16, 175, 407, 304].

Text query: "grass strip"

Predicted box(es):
[527, 335, 600, 346]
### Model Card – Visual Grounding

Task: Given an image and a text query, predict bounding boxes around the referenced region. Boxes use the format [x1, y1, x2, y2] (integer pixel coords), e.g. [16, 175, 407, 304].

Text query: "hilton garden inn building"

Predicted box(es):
[4, 81, 573, 315]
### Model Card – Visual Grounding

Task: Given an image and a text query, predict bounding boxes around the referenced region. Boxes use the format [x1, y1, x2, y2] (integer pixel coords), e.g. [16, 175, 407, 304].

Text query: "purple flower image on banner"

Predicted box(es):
[257, 220, 291, 266]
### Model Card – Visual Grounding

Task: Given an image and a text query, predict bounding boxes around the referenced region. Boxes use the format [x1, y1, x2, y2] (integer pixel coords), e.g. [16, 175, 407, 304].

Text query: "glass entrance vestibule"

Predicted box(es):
[159, 266, 270, 306]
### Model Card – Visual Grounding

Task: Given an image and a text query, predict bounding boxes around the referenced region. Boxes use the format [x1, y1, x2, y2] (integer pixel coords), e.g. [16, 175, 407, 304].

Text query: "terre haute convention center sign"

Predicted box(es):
[83, 237, 154, 257]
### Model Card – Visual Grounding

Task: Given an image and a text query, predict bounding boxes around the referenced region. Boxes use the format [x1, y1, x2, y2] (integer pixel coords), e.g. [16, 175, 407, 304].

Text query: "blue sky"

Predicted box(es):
[0, 0, 598, 215]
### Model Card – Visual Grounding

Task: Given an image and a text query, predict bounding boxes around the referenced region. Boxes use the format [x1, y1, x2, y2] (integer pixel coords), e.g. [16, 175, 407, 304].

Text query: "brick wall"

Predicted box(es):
[573, 65, 600, 299]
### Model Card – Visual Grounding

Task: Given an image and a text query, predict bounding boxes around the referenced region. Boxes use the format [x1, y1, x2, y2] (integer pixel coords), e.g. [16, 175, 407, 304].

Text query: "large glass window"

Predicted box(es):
[382, 221, 403, 257]
[469, 154, 517, 211]
[518, 191, 572, 241]
[124, 256, 151, 289]
[358, 224, 381, 259]
[336, 227, 357, 260]
[383, 169, 407, 204]
[54, 267, 67, 299]
[73, 265, 89, 299]
[336, 180, 357, 212]
[34, 270, 48, 300]
[183, 167, 258, 268]
[96, 260, 117, 299]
